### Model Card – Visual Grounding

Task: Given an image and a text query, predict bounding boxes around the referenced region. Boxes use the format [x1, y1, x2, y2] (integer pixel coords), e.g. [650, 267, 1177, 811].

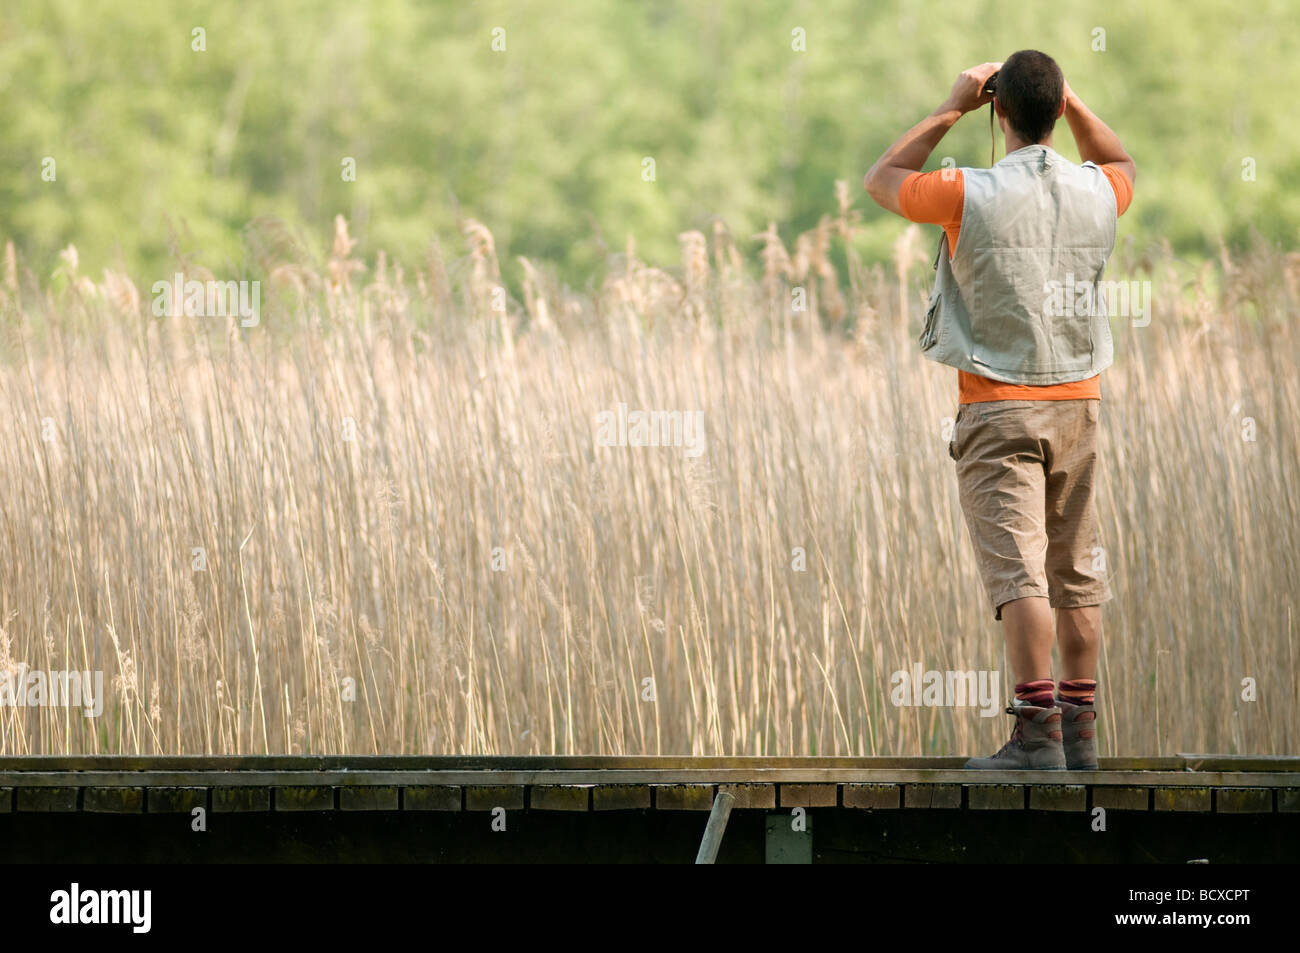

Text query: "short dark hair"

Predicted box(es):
[996, 50, 1064, 143]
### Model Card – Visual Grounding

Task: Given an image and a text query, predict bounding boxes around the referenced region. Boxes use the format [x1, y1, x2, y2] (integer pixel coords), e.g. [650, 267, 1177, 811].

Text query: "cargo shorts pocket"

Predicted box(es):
[947, 405, 963, 460]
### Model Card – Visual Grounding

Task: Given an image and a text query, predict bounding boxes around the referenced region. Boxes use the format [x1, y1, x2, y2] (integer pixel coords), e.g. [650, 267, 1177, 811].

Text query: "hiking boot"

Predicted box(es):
[964, 701, 1066, 770]
[1057, 698, 1099, 769]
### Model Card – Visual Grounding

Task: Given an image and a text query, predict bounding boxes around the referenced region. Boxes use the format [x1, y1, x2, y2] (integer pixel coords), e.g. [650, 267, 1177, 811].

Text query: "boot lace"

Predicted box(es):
[991, 705, 1026, 756]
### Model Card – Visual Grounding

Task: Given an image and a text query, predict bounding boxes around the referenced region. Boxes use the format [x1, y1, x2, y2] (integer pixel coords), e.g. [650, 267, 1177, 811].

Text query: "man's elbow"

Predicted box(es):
[863, 168, 886, 206]
[1113, 156, 1136, 188]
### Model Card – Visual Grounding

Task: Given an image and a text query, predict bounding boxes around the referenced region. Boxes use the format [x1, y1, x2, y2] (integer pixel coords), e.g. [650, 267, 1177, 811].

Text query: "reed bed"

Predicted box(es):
[0, 203, 1296, 756]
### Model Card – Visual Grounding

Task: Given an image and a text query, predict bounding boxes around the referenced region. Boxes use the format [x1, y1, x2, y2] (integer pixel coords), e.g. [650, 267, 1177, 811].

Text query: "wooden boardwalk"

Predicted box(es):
[3, 754, 1297, 815]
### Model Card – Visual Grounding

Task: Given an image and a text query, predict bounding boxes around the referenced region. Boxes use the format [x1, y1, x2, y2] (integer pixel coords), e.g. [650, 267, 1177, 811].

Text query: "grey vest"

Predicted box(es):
[918, 145, 1117, 384]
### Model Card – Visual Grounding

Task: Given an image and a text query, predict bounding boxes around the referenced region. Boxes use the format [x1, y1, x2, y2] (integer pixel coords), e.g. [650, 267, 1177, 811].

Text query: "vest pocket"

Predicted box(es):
[919, 293, 941, 350]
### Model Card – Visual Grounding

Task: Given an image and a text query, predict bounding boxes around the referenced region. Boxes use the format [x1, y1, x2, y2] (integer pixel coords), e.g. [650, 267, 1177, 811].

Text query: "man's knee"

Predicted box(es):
[1055, 604, 1103, 641]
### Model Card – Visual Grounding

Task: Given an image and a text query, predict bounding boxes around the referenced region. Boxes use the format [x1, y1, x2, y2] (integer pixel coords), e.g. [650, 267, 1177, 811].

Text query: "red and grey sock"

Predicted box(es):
[1015, 679, 1056, 708]
[1056, 678, 1097, 706]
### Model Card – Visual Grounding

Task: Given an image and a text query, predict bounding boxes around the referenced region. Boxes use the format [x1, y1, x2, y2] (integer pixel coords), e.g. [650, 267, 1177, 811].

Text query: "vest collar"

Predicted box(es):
[996, 144, 1061, 171]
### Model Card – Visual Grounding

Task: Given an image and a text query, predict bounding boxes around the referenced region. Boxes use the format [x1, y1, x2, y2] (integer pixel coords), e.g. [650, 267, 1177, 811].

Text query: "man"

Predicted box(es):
[863, 50, 1136, 769]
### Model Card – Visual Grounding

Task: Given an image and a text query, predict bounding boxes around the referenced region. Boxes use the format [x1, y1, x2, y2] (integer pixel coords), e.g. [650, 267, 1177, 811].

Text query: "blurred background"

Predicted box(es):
[3, 0, 1297, 287]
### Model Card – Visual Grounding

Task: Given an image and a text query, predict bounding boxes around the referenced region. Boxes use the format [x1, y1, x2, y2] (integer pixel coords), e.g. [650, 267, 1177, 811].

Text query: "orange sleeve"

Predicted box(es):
[899, 170, 964, 255]
[1100, 164, 1133, 216]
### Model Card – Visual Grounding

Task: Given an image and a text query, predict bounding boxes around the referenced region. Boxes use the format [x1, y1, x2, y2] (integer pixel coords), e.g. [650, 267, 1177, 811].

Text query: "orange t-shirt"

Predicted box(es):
[899, 163, 1133, 404]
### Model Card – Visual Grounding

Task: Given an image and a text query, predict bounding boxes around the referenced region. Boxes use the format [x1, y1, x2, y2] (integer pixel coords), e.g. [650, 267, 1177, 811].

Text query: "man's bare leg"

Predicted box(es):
[1000, 596, 1055, 684]
[1055, 605, 1101, 681]
[965, 595, 1064, 768]
[1054, 605, 1101, 768]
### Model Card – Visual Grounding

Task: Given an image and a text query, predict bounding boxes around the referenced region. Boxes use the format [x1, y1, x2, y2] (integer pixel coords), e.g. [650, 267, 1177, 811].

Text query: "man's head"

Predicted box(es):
[994, 50, 1065, 145]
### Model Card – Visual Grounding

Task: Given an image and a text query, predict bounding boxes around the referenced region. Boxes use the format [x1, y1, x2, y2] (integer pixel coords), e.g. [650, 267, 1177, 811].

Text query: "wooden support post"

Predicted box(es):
[694, 791, 736, 864]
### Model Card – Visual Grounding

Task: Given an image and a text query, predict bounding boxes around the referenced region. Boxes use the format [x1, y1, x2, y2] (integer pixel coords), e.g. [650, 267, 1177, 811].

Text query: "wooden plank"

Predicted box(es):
[529, 785, 591, 811]
[148, 787, 206, 813]
[0, 755, 968, 772]
[0, 753, 1294, 776]
[1278, 789, 1300, 813]
[275, 786, 335, 811]
[465, 785, 524, 811]
[402, 785, 461, 811]
[968, 784, 1025, 810]
[592, 784, 650, 811]
[1104, 756, 1187, 771]
[904, 784, 961, 809]
[718, 783, 775, 809]
[1, 767, 1295, 787]
[212, 787, 271, 813]
[1215, 788, 1272, 813]
[780, 783, 838, 808]
[654, 784, 714, 811]
[1154, 787, 1211, 812]
[1178, 754, 1300, 772]
[844, 783, 901, 810]
[1029, 785, 1087, 812]
[16, 787, 78, 812]
[0, 787, 11, 812]
[339, 786, 399, 811]
[83, 787, 144, 813]
[1092, 787, 1149, 811]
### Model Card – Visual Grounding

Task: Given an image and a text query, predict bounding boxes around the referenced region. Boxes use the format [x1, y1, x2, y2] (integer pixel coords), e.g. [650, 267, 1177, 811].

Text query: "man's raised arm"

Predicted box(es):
[863, 62, 1002, 216]
[1062, 80, 1136, 187]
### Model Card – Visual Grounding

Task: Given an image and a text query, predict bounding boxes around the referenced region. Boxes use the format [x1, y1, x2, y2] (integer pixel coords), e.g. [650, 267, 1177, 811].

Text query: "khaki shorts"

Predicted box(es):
[948, 398, 1112, 620]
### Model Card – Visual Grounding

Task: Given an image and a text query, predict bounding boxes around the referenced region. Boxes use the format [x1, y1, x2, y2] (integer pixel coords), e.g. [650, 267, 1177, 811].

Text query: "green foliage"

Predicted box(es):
[1, 0, 1296, 286]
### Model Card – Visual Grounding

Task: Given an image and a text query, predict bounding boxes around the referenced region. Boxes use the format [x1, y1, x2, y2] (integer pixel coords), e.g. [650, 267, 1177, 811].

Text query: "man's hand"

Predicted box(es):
[940, 62, 1003, 115]
[864, 61, 1001, 216]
